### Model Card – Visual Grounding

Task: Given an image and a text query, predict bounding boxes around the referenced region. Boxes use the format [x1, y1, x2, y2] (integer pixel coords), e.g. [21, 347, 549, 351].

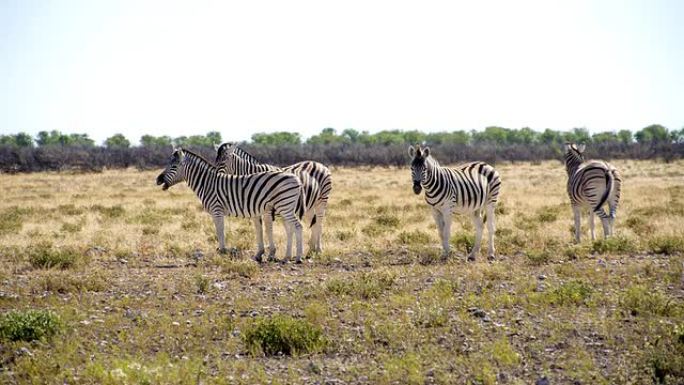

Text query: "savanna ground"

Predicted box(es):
[1, 160, 683, 385]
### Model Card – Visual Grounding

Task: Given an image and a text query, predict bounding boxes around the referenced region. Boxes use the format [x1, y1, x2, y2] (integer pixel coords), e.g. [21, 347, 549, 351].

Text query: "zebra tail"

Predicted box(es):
[594, 169, 614, 213]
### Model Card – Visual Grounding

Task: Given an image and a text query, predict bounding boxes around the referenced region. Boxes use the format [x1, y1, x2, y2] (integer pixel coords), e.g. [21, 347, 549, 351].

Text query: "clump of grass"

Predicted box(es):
[415, 303, 448, 328]
[0, 309, 62, 342]
[61, 221, 83, 233]
[548, 280, 593, 306]
[33, 271, 107, 293]
[363, 213, 401, 236]
[57, 204, 85, 216]
[326, 270, 396, 299]
[397, 230, 431, 245]
[649, 324, 684, 383]
[620, 285, 676, 317]
[91, 204, 125, 219]
[0, 206, 32, 236]
[195, 274, 210, 294]
[626, 216, 654, 235]
[490, 338, 521, 368]
[451, 233, 474, 253]
[141, 226, 159, 235]
[536, 205, 560, 223]
[381, 353, 424, 385]
[243, 315, 326, 356]
[219, 259, 259, 279]
[335, 230, 355, 241]
[592, 236, 637, 254]
[28, 245, 85, 269]
[526, 249, 552, 265]
[648, 236, 684, 255]
[564, 244, 591, 259]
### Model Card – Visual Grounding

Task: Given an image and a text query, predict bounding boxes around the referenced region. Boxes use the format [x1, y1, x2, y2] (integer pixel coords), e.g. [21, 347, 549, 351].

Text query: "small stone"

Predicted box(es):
[15, 347, 33, 357]
[537, 274, 547, 280]
[535, 376, 550, 385]
[172, 321, 180, 326]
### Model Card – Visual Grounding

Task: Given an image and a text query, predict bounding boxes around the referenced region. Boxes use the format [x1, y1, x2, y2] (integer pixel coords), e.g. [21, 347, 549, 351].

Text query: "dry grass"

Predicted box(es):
[0, 160, 683, 384]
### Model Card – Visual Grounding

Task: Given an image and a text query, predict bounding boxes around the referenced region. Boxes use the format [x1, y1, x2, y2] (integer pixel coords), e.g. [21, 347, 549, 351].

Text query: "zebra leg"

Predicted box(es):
[486, 203, 496, 260]
[468, 212, 484, 262]
[252, 217, 265, 263]
[572, 205, 581, 243]
[303, 210, 316, 257]
[431, 209, 446, 257]
[263, 214, 277, 262]
[212, 216, 228, 254]
[313, 202, 327, 253]
[441, 210, 453, 259]
[588, 211, 596, 241]
[294, 219, 303, 264]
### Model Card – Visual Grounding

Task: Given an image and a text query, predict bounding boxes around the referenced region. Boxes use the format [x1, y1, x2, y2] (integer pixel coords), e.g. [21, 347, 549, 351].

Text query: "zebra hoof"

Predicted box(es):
[295, 259, 303, 265]
[253, 250, 265, 263]
[217, 247, 228, 255]
[229, 247, 240, 258]
[487, 254, 496, 261]
[467, 254, 476, 262]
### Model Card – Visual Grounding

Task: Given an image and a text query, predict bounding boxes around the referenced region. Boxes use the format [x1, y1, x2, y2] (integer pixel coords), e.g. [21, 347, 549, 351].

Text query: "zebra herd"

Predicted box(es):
[156, 142, 621, 263]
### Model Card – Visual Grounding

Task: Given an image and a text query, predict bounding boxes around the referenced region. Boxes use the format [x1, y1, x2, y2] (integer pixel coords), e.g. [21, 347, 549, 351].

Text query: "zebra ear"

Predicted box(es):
[422, 147, 430, 158]
[564, 143, 572, 152]
[408, 145, 416, 158]
[577, 144, 586, 153]
[213, 143, 220, 151]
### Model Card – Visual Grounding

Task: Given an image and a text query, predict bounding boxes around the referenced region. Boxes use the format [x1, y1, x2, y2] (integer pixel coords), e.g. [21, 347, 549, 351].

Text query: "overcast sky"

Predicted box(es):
[1, 0, 683, 144]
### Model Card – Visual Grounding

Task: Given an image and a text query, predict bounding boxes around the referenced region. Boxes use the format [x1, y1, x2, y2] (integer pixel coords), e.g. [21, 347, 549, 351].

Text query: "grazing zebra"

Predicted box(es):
[156, 147, 305, 262]
[214, 142, 332, 258]
[564, 143, 622, 242]
[409, 145, 501, 261]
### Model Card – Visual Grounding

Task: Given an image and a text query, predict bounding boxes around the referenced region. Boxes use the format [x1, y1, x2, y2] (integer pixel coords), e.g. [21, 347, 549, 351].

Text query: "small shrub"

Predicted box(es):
[375, 213, 400, 228]
[592, 236, 636, 254]
[326, 270, 396, 299]
[451, 233, 474, 253]
[548, 280, 593, 306]
[382, 353, 424, 385]
[219, 260, 259, 279]
[564, 244, 591, 259]
[142, 226, 159, 235]
[29, 245, 84, 269]
[0, 309, 62, 342]
[335, 230, 355, 241]
[649, 236, 684, 255]
[620, 285, 674, 317]
[490, 338, 521, 367]
[536, 206, 559, 223]
[626, 216, 654, 235]
[195, 274, 210, 294]
[0, 207, 30, 236]
[57, 204, 84, 216]
[526, 249, 552, 265]
[243, 315, 326, 356]
[34, 271, 106, 293]
[61, 221, 83, 233]
[91, 204, 125, 219]
[397, 230, 431, 245]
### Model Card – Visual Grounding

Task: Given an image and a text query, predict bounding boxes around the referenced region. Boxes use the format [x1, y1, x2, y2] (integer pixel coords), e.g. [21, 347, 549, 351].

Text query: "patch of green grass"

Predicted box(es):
[547, 280, 593, 306]
[91, 204, 126, 219]
[28, 245, 85, 269]
[375, 213, 400, 228]
[526, 249, 552, 265]
[620, 285, 676, 317]
[381, 353, 424, 385]
[335, 230, 356, 241]
[489, 337, 521, 368]
[626, 216, 654, 235]
[592, 236, 637, 254]
[33, 271, 107, 293]
[243, 315, 326, 356]
[397, 230, 431, 245]
[56, 204, 85, 216]
[564, 244, 591, 259]
[648, 236, 684, 255]
[451, 233, 474, 253]
[326, 270, 397, 299]
[61, 221, 84, 233]
[0, 206, 32, 236]
[536, 205, 560, 223]
[195, 274, 210, 294]
[0, 309, 62, 342]
[218, 259, 259, 279]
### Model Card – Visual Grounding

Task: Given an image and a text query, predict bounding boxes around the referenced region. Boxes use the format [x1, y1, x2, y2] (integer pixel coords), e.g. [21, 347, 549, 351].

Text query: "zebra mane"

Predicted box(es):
[180, 149, 217, 170]
[231, 145, 264, 164]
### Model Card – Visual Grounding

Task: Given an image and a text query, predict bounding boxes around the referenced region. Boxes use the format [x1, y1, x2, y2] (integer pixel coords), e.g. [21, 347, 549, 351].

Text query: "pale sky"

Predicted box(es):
[1, 0, 683, 144]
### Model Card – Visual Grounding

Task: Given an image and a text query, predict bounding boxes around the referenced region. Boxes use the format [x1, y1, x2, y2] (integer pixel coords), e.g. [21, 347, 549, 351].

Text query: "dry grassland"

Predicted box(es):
[1, 160, 683, 384]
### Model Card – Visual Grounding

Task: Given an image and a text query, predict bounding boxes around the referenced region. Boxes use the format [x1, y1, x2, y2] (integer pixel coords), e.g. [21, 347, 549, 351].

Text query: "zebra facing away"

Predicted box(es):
[564, 143, 622, 243]
[213, 142, 332, 258]
[156, 147, 305, 263]
[409, 145, 501, 261]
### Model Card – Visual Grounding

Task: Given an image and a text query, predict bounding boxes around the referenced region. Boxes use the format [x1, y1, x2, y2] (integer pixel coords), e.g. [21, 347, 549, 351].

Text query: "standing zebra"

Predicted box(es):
[564, 143, 622, 242]
[156, 147, 304, 262]
[409, 145, 501, 261]
[214, 142, 332, 258]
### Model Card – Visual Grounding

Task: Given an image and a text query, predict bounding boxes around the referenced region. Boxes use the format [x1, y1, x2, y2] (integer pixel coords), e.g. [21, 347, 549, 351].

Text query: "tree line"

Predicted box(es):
[0, 125, 682, 172]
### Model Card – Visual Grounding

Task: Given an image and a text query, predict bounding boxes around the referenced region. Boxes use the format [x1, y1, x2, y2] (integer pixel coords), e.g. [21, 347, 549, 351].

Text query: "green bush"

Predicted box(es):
[548, 281, 593, 306]
[620, 285, 675, 317]
[0, 309, 62, 342]
[451, 233, 474, 253]
[526, 250, 552, 265]
[592, 236, 636, 254]
[326, 271, 396, 299]
[648, 236, 684, 255]
[243, 315, 326, 356]
[29, 245, 84, 269]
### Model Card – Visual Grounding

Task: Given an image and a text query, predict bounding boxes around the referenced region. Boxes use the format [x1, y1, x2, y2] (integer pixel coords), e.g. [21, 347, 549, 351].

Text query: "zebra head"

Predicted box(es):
[408, 145, 431, 195]
[214, 142, 237, 173]
[156, 147, 186, 190]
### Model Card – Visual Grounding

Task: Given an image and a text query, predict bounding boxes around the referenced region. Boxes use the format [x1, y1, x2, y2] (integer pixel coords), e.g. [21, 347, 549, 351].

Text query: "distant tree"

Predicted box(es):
[635, 124, 670, 144]
[425, 131, 470, 145]
[173, 132, 223, 147]
[591, 131, 619, 144]
[540, 128, 564, 144]
[105, 133, 131, 149]
[251, 132, 301, 145]
[0, 132, 34, 147]
[472, 126, 510, 145]
[206, 131, 222, 145]
[36, 130, 94, 146]
[307, 128, 344, 145]
[341, 129, 360, 143]
[617, 130, 633, 144]
[509, 127, 539, 144]
[140, 135, 173, 147]
[671, 128, 684, 143]
[563, 127, 592, 144]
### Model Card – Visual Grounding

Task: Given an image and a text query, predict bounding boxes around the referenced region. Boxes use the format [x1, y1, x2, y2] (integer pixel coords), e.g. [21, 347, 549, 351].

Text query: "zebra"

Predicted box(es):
[564, 143, 622, 242]
[156, 147, 305, 263]
[409, 145, 501, 261]
[213, 142, 332, 258]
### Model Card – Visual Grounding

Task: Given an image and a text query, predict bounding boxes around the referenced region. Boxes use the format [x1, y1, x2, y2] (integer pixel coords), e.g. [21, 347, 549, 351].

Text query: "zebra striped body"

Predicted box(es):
[565, 143, 622, 242]
[214, 143, 332, 257]
[156, 148, 304, 261]
[409, 145, 501, 261]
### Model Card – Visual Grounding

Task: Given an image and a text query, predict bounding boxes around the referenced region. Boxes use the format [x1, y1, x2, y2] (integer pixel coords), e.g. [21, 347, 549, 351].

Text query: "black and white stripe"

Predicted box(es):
[214, 143, 332, 257]
[156, 147, 304, 262]
[564, 143, 622, 242]
[409, 145, 501, 261]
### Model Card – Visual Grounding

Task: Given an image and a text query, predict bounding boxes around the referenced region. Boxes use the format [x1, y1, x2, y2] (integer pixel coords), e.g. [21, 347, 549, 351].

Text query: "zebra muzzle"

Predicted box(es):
[413, 183, 422, 194]
[156, 174, 169, 190]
